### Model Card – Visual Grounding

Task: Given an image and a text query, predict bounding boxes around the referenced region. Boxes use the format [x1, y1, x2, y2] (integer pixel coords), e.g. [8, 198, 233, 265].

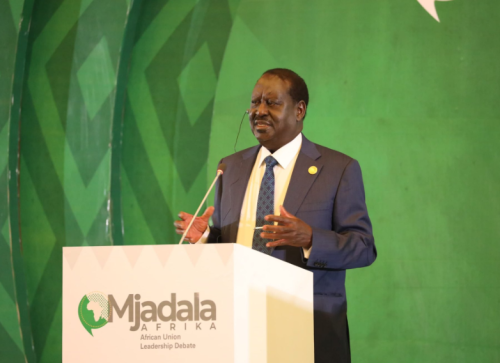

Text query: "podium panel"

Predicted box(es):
[63, 244, 313, 362]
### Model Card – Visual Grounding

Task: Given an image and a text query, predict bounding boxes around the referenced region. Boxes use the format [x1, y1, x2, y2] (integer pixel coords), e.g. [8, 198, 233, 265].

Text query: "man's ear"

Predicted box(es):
[296, 100, 307, 122]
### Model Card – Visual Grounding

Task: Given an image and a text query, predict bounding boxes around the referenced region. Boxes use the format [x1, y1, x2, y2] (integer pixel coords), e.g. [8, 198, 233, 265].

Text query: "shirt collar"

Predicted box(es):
[258, 133, 303, 168]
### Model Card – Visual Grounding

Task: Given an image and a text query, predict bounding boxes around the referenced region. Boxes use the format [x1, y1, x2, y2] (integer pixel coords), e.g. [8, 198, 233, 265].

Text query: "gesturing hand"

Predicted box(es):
[260, 205, 313, 249]
[174, 206, 214, 244]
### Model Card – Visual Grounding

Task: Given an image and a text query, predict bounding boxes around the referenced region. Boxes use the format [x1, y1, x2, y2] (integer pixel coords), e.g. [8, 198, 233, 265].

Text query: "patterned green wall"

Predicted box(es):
[121, 0, 236, 245]
[0, 0, 499, 362]
[18, 0, 130, 361]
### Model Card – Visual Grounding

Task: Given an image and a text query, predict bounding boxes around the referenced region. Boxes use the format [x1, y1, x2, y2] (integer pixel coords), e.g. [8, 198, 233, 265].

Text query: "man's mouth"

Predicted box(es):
[254, 120, 271, 132]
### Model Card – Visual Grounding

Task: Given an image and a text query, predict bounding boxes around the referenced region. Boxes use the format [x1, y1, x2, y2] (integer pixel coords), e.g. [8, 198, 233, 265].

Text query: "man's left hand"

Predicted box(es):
[260, 205, 312, 249]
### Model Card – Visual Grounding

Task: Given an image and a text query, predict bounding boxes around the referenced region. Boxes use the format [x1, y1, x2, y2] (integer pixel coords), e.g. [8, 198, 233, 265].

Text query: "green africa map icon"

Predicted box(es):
[78, 292, 109, 336]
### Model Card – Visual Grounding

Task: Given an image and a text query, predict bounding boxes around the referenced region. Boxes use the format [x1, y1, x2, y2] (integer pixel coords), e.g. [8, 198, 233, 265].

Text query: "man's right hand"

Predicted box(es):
[174, 206, 214, 243]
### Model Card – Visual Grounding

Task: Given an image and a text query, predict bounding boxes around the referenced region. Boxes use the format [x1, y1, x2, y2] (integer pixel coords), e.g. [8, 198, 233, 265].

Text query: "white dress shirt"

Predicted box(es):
[201, 133, 311, 257]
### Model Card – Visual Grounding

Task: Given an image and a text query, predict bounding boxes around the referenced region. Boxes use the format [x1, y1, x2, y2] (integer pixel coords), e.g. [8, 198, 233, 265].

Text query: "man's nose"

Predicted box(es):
[256, 101, 269, 116]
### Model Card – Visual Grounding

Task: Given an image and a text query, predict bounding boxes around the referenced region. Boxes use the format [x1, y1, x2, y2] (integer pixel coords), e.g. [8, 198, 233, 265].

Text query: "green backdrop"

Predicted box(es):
[1, 0, 499, 362]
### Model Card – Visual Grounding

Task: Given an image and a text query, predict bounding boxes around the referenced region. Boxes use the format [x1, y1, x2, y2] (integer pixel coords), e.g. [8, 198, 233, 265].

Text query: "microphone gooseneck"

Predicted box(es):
[178, 163, 227, 245]
[181, 107, 249, 244]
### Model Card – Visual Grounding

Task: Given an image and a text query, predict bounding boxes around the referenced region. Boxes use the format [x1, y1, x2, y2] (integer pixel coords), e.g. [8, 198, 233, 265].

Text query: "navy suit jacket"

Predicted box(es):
[208, 135, 377, 363]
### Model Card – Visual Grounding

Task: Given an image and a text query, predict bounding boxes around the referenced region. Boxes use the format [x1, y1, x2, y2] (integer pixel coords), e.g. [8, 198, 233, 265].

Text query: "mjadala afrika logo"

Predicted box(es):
[78, 292, 110, 336]
[79, 292, 217, 336]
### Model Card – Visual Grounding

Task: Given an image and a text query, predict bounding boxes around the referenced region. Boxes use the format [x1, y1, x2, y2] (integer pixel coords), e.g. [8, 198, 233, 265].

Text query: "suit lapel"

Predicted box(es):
[227, 146, 260, 230]
[283, 136, 323, 215]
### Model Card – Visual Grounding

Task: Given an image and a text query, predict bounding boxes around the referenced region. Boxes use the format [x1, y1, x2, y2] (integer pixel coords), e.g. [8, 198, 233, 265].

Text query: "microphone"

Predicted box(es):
[178, 163, 227, 244]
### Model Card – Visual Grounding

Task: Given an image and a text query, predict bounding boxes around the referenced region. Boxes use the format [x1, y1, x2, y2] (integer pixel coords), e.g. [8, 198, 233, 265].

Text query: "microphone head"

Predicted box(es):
[217, 163, 227, 174]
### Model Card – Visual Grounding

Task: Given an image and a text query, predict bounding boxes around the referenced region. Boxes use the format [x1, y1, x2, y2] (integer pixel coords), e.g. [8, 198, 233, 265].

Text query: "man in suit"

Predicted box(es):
[175, 68, 377, 363]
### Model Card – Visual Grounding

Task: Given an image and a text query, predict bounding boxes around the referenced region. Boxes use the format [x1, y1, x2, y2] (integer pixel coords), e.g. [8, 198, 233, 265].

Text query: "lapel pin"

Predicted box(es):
[308, 166, 317, 175]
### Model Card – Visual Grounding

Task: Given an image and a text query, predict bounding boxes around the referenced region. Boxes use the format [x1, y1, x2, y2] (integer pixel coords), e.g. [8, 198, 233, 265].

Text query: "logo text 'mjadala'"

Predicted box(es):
[108, 293, 216, 331]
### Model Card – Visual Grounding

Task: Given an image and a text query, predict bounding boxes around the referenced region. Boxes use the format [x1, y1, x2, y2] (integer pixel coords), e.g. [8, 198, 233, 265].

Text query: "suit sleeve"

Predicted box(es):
[305, 159, 377, 270]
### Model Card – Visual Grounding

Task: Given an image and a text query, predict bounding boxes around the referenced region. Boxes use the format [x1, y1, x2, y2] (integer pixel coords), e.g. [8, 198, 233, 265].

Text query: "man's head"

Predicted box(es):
[249, 68, 308, 152]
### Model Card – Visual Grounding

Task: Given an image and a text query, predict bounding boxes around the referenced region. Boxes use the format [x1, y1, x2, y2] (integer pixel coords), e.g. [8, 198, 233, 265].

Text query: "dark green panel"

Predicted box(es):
[1, 0, 35, 361]
[0, 0, 18, 131]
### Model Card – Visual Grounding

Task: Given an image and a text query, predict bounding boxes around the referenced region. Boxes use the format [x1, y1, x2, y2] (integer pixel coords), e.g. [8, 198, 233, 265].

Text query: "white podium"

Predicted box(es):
[63, 244, 314, 362]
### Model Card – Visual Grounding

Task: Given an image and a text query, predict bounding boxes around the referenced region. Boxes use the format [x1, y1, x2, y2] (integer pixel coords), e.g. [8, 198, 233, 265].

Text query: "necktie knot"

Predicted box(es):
[264, 155, 278, 169]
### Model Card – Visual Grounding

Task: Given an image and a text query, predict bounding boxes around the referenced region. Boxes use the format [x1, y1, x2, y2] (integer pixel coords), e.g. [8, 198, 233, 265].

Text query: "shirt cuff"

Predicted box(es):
[302, 243, 312, 259]
[196, 226, 210, 244]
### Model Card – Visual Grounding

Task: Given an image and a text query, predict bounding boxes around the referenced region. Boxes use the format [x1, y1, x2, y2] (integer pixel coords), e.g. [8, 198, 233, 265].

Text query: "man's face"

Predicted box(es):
[249, 74, 304, 152]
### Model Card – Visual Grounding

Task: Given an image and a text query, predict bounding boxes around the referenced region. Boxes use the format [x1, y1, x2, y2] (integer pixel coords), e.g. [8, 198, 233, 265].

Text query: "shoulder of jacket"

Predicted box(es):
[312, 143, 355, 164]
